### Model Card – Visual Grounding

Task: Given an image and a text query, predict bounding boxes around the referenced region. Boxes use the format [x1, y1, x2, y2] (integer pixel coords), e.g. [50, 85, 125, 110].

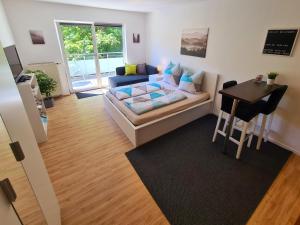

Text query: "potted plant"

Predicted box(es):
[267, 72, 278, 85]
[26, 70, 57, 108]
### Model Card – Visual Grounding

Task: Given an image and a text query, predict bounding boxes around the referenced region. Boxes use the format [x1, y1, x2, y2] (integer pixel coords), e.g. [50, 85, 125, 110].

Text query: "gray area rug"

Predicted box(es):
[126, 114, 291, 225]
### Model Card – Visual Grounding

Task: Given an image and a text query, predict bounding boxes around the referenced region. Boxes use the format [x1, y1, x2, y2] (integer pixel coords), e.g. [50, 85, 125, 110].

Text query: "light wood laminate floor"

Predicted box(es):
[39, 94, 300, 225]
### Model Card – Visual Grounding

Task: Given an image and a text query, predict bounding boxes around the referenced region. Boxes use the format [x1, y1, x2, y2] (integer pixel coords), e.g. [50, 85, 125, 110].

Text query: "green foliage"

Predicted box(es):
[26, 70, 57, 98]
[61, 25, 123, 60]
[268, 72, 279, 80]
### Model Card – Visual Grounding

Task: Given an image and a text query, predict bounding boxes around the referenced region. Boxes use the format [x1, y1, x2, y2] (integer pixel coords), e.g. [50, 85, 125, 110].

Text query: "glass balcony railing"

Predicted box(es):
[67, 52, 124, 79]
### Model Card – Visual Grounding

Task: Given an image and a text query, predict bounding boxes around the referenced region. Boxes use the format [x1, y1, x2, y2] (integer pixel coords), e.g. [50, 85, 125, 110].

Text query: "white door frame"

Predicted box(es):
[55, 20, 126, 93]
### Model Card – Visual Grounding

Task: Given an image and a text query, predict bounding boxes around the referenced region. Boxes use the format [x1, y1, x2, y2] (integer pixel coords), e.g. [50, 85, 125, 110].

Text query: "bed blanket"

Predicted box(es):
[110, 82, 163, 100]
[124, 89, 187, 115]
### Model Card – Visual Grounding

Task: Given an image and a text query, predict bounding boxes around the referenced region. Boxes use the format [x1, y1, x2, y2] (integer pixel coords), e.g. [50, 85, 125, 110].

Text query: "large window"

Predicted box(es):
[59, 23, 124, 91]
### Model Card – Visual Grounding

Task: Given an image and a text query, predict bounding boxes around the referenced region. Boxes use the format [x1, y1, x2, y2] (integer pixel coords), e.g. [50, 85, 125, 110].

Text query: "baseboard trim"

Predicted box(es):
[266, 136, 299, 156]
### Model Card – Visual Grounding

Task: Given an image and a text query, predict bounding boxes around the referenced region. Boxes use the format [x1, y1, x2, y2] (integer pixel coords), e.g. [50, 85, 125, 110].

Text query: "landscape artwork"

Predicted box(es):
[180, 28, 209, 58]
[29, 30, 45, 45]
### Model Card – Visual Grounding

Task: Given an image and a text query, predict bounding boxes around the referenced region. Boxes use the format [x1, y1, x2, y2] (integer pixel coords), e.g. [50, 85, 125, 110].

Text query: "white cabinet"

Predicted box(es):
[17, 75, 47, 143]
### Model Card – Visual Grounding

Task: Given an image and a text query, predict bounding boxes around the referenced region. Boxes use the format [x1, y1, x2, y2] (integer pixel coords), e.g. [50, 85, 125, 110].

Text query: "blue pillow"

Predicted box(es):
[164, 61, 175, 74]
[179, 70, 205, 93]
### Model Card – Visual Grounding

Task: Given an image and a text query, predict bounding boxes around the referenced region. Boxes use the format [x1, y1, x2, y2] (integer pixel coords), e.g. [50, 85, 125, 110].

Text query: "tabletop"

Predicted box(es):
[219, 79, 283, 104]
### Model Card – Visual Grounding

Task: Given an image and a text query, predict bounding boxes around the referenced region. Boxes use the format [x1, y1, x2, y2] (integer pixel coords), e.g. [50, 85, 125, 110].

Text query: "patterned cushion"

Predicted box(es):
[179, 70, 205, 93]
[163, 61, 175, 74]
[163, 63, 182, 86]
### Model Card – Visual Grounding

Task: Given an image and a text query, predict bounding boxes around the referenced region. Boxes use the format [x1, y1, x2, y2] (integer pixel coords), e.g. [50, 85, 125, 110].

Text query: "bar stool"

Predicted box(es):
[256, 85, 288, 150]
[213, 81, 260, 159]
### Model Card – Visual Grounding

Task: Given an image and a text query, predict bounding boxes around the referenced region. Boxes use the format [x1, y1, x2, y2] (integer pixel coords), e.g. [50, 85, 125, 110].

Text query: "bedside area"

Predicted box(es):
[149, 74, 163, 82]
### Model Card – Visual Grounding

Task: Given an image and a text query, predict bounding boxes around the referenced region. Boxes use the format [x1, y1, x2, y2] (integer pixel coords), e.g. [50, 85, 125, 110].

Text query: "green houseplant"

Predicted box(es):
[26, 70, 57, 108]
[267, 72, 278, 85]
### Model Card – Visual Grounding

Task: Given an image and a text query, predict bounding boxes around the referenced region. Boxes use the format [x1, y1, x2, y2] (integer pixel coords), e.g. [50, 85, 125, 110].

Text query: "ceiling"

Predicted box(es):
[37, 0, 204, 13]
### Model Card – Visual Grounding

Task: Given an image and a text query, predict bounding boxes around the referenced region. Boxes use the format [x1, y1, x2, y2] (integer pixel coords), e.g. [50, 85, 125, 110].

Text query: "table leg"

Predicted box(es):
[222, 99, 239, 154]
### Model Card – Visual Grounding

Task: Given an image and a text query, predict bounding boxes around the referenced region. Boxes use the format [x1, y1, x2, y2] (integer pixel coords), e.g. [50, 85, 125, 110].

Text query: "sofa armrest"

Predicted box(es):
[146, 65, 158, 75]
[116, 66, 125, 75]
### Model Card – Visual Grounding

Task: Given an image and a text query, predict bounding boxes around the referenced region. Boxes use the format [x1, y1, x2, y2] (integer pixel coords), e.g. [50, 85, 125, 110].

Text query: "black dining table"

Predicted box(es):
[219, 79, 284, 154]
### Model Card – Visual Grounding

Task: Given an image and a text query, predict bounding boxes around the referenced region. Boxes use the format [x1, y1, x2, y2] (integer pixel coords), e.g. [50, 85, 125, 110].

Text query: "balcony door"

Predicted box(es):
[94, 24, 124, 87]
[58, 22, 124, 92]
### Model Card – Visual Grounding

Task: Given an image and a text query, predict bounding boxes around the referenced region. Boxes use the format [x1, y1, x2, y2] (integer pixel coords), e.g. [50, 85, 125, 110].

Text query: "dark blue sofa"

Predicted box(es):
[109, 64, 158, 87]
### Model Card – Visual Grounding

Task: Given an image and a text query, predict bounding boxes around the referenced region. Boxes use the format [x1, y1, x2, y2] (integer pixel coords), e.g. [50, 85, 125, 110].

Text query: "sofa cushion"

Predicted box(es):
[137, 63, 147, 75]
[116, 66, 125, 76]
[109, 75, 149, 88]
[125, 64, 137, 75]
[145, 64, 159, 75]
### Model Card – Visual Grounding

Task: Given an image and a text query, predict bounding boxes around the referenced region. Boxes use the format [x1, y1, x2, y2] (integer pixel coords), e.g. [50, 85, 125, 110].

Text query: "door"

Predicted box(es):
[58, 22, 125, 92]
[59, 23, 100, 92]
[94, 24, 124, 87]
[0, 114, 47, 225]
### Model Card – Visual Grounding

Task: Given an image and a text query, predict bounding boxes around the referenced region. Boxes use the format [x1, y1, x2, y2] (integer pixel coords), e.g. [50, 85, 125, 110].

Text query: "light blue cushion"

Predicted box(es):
[179, 70, 205, 93]
[164, 61, 175, 74]
[163, 63, 182, 86]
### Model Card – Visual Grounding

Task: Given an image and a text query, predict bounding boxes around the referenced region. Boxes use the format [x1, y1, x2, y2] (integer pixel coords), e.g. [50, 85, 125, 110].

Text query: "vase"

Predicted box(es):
[44, 97, 54, 108]
[267, 78, 275, 85]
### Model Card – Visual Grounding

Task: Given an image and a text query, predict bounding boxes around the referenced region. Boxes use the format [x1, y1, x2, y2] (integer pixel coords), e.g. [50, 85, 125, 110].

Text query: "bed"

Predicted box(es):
[104, 72, 219, 147]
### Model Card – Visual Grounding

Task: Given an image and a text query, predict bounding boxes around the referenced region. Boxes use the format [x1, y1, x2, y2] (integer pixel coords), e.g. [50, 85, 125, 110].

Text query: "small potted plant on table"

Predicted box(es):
[267, 72, 278, 85]
[27, 70, 57, 108]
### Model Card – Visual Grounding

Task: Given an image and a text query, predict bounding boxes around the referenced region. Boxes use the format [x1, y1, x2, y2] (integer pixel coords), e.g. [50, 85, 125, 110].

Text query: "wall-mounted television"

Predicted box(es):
[3, 45, 23, 80]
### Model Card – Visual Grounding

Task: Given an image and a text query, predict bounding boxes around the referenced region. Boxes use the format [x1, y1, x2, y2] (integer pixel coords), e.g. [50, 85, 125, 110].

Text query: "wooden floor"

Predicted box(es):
[39, 94, 300, 225]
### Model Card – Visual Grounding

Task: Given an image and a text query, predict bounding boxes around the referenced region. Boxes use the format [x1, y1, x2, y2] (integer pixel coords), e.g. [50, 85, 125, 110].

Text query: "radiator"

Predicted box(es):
[26, 62, 66, 97]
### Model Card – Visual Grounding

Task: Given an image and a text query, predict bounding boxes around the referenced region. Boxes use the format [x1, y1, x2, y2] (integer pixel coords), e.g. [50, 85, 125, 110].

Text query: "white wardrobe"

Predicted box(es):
[0, 0, 61, 223]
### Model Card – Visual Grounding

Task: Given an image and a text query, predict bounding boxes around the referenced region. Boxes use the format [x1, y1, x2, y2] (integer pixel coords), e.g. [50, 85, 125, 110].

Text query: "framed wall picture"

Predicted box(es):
[133, 33, 140, 43]
[29, 30, 45, 45]
[262, 29, 299, 56]
[180, 28, 209, 58]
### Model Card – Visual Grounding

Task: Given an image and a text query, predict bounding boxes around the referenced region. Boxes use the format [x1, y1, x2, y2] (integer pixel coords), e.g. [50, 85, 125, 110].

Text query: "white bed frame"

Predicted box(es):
[104, 72, 219, 147]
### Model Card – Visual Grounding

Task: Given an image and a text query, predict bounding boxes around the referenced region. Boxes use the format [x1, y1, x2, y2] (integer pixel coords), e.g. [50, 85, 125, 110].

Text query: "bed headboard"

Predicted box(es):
[202, 72, 219, 102]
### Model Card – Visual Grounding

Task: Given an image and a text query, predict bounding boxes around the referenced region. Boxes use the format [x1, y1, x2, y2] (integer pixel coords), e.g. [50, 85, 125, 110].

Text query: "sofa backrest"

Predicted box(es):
[116, 64, 158, 76]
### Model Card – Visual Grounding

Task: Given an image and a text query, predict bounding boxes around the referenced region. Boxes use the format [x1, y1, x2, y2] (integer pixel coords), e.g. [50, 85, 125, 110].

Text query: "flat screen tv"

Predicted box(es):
[4, 45, 23, 80]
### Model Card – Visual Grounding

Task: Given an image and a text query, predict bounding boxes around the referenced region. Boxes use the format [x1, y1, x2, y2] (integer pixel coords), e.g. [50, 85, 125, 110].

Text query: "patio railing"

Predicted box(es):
[67, 52, 124, 79]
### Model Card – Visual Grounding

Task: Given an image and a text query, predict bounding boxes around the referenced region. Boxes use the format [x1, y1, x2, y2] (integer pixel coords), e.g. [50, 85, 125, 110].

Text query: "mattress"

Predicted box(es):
[106, 81, 210, 126]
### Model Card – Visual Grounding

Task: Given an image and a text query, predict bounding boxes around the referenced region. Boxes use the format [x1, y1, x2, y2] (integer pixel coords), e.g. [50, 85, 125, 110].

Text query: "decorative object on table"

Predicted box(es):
[255, 74, 264, 83]
[29, 30, 45, 45]
[156, 65, 163, 74]
[180, 28, 209, 58]
[26, 70, 57, 108]
[267, 72, 278, 85]
[133, 33, 140, 43]
[262, 29, 299, 56]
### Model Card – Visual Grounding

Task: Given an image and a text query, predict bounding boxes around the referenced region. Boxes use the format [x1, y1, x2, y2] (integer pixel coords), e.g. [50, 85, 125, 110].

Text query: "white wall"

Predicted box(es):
[0, 0, 14, 47]
[2, 0, 146, 65]
[2, 0, 147, 93]
[146, 0, 300, 153]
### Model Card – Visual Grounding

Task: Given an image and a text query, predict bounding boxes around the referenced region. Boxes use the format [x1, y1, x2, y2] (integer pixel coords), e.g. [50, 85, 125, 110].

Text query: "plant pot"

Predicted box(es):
[267, 78, 275, 85]
[44, 97, 54, 108]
